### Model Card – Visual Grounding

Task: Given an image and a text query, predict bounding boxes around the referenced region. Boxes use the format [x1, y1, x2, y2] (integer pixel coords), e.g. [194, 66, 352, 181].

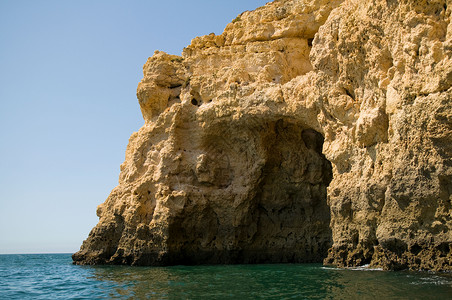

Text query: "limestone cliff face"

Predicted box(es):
[73, 0, 452, 271]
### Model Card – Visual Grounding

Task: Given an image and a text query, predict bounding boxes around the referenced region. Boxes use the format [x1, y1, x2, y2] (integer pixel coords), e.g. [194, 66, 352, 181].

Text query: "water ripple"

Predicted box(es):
[1, 254, 451, 299]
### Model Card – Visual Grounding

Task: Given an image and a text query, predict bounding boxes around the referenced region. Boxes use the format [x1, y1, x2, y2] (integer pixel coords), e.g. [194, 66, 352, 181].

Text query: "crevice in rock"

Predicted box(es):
[246, 120, 333, 263]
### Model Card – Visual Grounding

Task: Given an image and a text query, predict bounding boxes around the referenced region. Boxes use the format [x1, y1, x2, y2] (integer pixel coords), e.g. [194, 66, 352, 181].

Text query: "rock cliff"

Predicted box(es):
[73, 0, 452, 271]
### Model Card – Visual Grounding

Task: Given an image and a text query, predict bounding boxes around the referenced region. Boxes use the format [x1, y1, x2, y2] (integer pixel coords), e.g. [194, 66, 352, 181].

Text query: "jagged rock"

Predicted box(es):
[73, 0, 452, 271]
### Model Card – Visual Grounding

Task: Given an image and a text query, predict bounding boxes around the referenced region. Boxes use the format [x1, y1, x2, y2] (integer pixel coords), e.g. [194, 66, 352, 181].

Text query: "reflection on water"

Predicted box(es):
[82, 263, 452, 299]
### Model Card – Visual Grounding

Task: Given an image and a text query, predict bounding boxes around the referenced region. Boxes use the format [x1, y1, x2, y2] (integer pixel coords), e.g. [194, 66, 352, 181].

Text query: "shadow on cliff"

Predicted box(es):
[165, 119, 333, 265]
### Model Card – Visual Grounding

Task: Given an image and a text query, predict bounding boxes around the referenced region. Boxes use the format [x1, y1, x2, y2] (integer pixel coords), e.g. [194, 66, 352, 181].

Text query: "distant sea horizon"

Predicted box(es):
[1, 253, 451, 299]
[0, 252, 74, 255]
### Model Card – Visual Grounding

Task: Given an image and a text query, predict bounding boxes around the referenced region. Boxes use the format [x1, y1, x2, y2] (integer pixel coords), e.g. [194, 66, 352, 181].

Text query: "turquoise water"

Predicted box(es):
[0, 254, 451, 299]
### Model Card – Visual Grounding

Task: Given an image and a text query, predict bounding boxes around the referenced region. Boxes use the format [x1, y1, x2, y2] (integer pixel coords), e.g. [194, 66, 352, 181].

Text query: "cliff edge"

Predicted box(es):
[73, 0, 452, 271]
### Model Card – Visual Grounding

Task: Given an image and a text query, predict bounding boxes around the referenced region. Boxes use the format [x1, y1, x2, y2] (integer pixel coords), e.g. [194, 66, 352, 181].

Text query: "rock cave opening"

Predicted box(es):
[242, 120, 333, 263]
[167, 119, 333, 265]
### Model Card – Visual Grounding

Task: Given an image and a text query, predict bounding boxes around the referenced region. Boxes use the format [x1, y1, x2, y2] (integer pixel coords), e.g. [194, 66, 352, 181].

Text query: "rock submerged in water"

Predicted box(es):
[73, 0, 452, 271]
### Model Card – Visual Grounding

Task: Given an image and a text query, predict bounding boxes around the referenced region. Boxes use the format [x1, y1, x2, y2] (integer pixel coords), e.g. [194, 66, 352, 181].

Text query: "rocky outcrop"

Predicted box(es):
[73, 0, 452, 271]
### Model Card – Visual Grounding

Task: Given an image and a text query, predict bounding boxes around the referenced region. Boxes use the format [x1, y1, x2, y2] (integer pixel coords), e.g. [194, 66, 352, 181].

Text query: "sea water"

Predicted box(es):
[0, 254, 451, 299]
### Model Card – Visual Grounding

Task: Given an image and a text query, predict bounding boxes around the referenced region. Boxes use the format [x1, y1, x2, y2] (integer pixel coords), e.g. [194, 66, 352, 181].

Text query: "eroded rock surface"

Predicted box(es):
[73, 0, 452, 271]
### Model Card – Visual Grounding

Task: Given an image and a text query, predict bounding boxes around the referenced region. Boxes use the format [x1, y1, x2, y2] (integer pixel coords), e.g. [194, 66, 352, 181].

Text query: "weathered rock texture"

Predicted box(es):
[73, 0, 452, 271]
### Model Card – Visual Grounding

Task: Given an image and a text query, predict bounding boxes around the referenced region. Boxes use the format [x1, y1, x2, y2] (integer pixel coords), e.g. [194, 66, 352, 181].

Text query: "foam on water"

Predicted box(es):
[322, 265, 384, 272]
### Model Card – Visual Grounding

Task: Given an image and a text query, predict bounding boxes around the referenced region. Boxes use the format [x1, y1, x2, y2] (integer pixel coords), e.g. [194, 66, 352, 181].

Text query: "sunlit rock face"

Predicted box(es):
[73, 0, 452, 271]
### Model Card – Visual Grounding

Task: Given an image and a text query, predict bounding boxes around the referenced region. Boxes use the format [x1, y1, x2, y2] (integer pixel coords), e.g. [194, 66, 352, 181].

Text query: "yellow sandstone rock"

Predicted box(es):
[73, 0, 452, 271]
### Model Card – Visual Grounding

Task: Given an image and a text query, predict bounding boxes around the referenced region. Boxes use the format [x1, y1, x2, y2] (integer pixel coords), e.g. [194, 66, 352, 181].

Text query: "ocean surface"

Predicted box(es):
[0, 254, 451, 299]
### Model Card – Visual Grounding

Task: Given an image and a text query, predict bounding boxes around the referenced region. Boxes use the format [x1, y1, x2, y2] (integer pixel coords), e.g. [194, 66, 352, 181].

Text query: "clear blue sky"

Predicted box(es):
[0, 0, 267, 254]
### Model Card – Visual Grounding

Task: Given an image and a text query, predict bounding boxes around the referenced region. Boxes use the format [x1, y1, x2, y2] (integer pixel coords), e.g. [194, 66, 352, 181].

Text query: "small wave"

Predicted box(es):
[320, 266, 338, 270]
[409, 276, 452, 286]
[321, 265, 383, 271]
[346, 264, 383, 271]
